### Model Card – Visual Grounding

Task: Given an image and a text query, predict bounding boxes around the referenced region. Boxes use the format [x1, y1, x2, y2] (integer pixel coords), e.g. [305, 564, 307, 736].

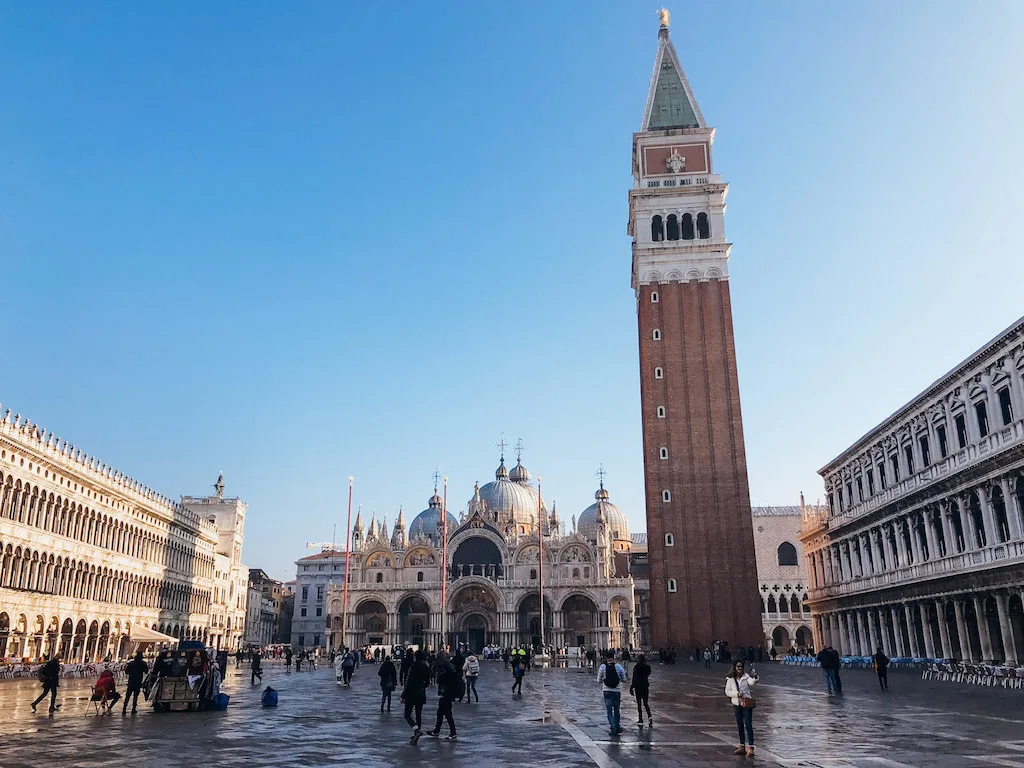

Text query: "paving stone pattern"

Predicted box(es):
[1, 660, 1023, 767]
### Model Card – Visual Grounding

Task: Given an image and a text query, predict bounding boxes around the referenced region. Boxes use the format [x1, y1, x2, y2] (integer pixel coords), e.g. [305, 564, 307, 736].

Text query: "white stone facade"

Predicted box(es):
[751, 505, 816, 652]
[803, 315, 1024, 663]
[291, 550, 346, 650]
[326, 457, 637, 653]
[0, 408, 248, 661]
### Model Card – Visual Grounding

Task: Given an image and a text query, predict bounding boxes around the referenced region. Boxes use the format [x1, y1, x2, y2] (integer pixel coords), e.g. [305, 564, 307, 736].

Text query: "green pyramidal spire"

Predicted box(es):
[643, 25, 703, 131]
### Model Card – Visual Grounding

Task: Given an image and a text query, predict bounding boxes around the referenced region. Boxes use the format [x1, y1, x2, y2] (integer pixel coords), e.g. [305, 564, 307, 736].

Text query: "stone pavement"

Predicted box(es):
[1, 660, 1023, 767]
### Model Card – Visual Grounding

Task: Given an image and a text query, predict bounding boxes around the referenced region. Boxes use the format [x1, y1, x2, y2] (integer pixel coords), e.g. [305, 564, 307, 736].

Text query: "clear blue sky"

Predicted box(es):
[2, 2, 1022, 582]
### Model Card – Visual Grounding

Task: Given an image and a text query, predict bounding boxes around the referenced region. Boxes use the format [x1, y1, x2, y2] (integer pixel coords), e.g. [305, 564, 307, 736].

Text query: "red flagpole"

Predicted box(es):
[538, 475, 544, 656]
[441, 475, 448, 652]
[341, 476, 353, 650]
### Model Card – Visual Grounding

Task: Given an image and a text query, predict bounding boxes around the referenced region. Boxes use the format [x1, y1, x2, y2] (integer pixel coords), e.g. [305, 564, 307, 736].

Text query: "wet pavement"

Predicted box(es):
[1, 659, 1022, 767]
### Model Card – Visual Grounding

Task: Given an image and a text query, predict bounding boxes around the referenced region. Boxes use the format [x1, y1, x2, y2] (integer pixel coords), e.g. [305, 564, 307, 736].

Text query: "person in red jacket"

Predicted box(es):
[92, 669, 121, 713]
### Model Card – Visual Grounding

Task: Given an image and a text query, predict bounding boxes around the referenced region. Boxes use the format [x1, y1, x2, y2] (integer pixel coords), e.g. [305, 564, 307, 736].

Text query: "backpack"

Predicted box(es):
[604, 663, 620, 688]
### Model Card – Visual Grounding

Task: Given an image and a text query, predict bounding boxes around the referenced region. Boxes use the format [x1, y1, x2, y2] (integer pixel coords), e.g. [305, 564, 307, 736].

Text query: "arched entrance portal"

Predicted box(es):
[449, 585, 498, 652]
[562, 595, 598, 648]
[518, 594, 553, 651]
[354, 600, 388, 647]
[398, 595, 430, 649]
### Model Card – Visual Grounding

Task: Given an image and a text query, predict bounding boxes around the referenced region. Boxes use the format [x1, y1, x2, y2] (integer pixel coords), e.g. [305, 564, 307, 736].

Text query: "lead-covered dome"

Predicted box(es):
[410, 492, 459, 544]
[578, 484, 631, 543]
[469, 458, 547, 528]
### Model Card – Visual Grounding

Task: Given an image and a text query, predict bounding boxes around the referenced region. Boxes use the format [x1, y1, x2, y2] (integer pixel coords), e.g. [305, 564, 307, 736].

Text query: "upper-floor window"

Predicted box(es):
[662, 490, 672, 502]
[681, 213, 695, 240]
[529, 568, 537, 580]
[696, 212, 710, 239]
[417, 571, 424, 582]
[855, 478, 863, 502]
[316, 585, 324, 601]
[904, 445, 915, 475]
[659, 447, 669, 460]
[866, 469, 875, 496]
[653, 329, 661, 341]
[657, 406, 666, 418]
[998, 386, 1014, 425]
[667, 578, 677, 592]
[919, 435, 930, 467]
[890, 454, 900, 483]
[655, 367, 664, 379]
[301, 586, 309, 601]
[651, 215, 664, 242]
[375, 573, 383, 583]
[955, 412, 968, 448]
[666, 213, 680, 240]
[665, 533, 674, 546]
[976, 401, 989, 438]
[777, 542, 798, 566]
[878, 461, 887, 489]
[651, 291, 659, 303]
[937, 425, 948, 458]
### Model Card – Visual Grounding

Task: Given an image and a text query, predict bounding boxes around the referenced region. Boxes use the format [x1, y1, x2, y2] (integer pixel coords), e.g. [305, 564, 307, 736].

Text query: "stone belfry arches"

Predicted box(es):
[628, 15, 762, 648]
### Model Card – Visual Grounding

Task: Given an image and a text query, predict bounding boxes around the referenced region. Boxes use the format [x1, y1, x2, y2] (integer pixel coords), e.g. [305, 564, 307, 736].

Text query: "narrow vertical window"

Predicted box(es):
[661, 490, 671, 502]
[657, 406, 666, 418]
[651, 215, 664, 242]
[955, 413, 968, 448]
[696, 212, 710, 238]
[919, 435, 930, 467]
[659, 447, 668, 460]
[998, 387, 1013, 425]
[654, 367, 664, 379]
[681, 213, 694, 240]
[904, 445, 914, 474]
[866, 469, 874, 495]
[890, 454, 900, 483]
[667, 578, 677, 592]
[937, 425, 948, 458]
[652, 329, 661, 341]
[975, 401, 989, 438]
[666, 214, 680, 240]
[665, 533, 674, 546]
[651, 291, 659, 303]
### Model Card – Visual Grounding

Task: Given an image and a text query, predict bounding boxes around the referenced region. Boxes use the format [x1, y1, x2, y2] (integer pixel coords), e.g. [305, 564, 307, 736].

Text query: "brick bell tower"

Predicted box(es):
[629, 12, 762, 649]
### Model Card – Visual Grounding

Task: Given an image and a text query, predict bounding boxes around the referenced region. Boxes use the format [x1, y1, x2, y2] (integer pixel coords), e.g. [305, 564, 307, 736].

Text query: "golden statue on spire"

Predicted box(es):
[658, 8, 670, 28]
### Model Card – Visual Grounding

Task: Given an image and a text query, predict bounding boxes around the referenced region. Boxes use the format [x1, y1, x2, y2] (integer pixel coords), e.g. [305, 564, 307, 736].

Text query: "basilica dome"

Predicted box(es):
[577, 485, 631, 543]
[469, 458, 548, 528]
[409, 492, 459, 543]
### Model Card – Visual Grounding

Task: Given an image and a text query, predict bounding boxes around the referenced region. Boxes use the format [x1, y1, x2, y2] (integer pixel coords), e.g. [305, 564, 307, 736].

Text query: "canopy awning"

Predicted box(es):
[130, 626, 178, 644]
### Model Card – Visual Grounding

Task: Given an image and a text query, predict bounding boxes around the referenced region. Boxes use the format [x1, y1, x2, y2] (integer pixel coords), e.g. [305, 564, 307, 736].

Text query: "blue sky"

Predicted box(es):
[2, 1, 1022, 582]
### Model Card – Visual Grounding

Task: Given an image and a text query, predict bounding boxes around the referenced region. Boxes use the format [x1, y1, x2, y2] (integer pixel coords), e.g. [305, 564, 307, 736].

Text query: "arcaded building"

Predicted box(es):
[752, 505, 817, 653]
[326, 453, 637, 653]
[803, 316, 1024, 663]
[629, 14, 761, 648]
[0, 408, 248, 660]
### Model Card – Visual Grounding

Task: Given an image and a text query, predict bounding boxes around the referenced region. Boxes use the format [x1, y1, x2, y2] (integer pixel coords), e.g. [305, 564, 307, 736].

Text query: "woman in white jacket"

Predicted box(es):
[724, 659, 758, 757]
[464, 654, 481, 702]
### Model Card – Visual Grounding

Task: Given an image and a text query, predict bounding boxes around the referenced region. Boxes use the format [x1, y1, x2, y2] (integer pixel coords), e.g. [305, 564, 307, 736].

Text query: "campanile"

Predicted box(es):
[629, 13, 762, 649]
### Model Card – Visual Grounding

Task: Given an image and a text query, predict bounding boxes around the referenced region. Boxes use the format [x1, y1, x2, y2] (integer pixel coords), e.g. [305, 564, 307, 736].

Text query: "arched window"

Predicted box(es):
[657, 406, 666, 418]
[652, 329, 661, 341]
[779, 595, 789, 614]
[572, 567, 580, 578]
[659, 447, 668, 460]
[667, 578, 677, 592]
[651, 215, 664, 242]
[696, 212, 710, 239]
[416, 571, 423, 582]
[661, 490, 671, 502]
[681, 213, 695, 240]
[655, 367, 664, 379]
[666, 214, 680, 241]
[529, 568, 537, 580]
[664, 533, 674, 546]
[790, 595, 800, 613]
[767, 595, 777, 613]
[651, 291, 659, 303]
[777, 542, 798, 566]
[375, 572, 383, 583]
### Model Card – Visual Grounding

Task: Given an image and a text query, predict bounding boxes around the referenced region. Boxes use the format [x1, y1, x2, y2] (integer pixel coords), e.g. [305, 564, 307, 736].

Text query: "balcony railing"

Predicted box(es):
[808, 538, 1024, 601]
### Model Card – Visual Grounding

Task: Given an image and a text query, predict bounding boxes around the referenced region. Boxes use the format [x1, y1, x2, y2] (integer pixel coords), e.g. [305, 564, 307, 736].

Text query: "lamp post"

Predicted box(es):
[537, 475, 545, 661]
[441, 475, 448, 652]
[341, 476, 353, 650]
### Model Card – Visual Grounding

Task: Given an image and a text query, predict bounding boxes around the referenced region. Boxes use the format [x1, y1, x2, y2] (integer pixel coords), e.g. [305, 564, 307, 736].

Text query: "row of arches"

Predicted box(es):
[0, 541, 211, 614]
[651, 212, 711, 242]
[0, 471, 214, 579]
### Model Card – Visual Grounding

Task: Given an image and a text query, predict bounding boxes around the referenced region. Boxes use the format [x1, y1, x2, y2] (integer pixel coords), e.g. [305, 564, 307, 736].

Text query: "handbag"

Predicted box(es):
[739, 696, 756, 709]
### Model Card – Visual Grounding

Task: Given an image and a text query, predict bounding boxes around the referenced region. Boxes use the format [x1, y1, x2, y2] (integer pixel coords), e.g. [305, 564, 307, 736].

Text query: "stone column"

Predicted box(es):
[909, 518, 924, 563]
[920, 604, 936, 658]
[999, 476, 1022, 540]
[890, 606, 907, 656]
[867, 610, 880, 651]
[841, 613, 854, 654]
[935, 599, 952, 659]
[978, 486, 1001, 545]
[882, 526, 897, 569]
[857, 611, 871, 655]
[924, 509, 939, 558]
[830, 614, 841, 652]
[940, 502, 957, 554]
[904, 604, 921, 657]
[894, 520, 909, 566]
[973, 595, 996, 663]
[870, 529, 884, 571]
[995, 592, 1018, 665]
[953, 599, 973, 661]
[961, 494, 981, 549]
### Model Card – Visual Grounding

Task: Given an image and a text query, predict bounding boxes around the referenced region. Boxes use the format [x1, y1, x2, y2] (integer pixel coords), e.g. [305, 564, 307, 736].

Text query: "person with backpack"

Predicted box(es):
[464, 653, 481, 702]
[122, 652, 149, 715]
[629, 653, 652, 727]
[341, 651, 356, 686]
[402, 650, 431, 744]
[31, 655, 61, 714]
[379, 655, 398, 712]
[872, 647, 890, 691]
[511, 654, 526, 695]
[426, 653, 461, 741]
[597, 650, 627, 736]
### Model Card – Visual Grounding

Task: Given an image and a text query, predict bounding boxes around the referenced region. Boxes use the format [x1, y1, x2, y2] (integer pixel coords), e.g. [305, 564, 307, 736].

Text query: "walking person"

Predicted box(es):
[725, 659, 758, 758]
[598, 649, 627, 737]
[251, 653, 263, 685]
[341, 651, 356, 686]
[465, 653, 480, 702]
[31, 655, 61, 714]
[511, 654, 525, 695]
[427, 654, 461, 741]
[400, 648, 413, 686]
[816, 646, 838, 694]
[703, 648, 712, 669]
[402, 650, 431, 744]
[122, 652, 149, 715]
[630, 653, 652, 727]
[379, 655, 398, 712]
[873, 647, 890, 691]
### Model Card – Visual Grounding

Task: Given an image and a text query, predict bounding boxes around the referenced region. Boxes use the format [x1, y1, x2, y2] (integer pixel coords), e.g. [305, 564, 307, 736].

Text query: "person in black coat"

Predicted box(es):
[629, 653, 652, 726]
[378, 657, 398, 712]
[402, 651, 431, 743]
[31, 656, 61, 713]
[122, 652, 149, 715]
[427, 656, 460, 740]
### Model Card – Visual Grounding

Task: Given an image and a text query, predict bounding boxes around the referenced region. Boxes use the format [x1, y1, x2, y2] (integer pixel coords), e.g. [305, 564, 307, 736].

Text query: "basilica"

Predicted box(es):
[326, 453, 639, 653]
